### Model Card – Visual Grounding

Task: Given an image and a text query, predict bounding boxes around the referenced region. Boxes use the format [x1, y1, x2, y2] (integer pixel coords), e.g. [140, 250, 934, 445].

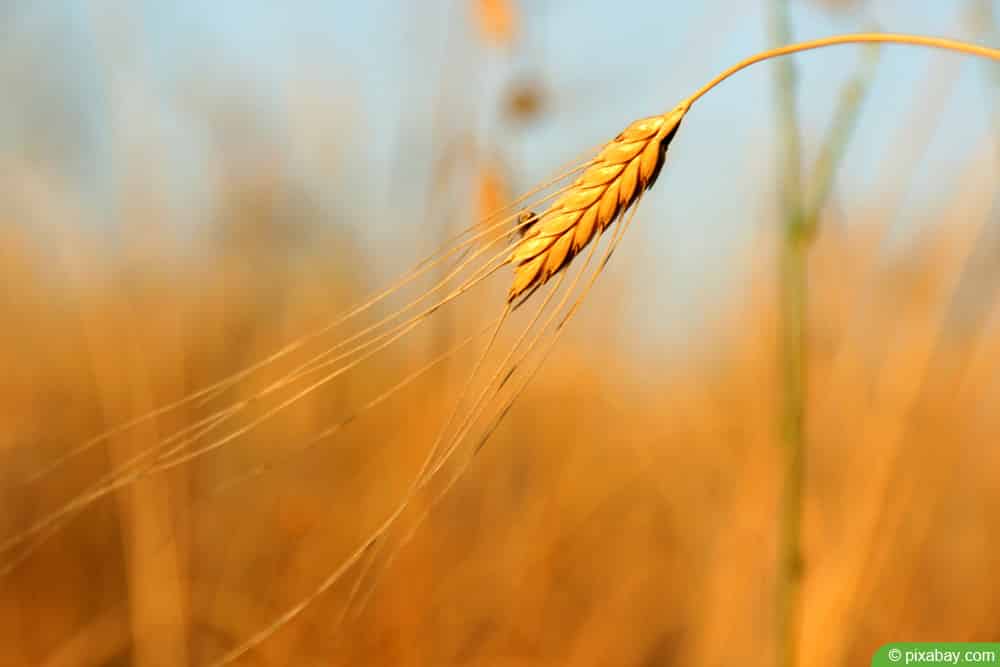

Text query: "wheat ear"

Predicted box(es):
[507, 101, 689, 301]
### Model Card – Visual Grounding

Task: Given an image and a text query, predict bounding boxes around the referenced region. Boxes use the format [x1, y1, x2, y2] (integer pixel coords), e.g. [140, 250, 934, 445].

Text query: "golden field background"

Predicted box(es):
[3, 196, 999, 666]
[2, 1, 1000, 665]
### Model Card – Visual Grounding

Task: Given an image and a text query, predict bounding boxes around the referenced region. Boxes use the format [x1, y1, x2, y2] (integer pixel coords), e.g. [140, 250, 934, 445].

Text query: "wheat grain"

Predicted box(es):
[507, 101, 689, 301]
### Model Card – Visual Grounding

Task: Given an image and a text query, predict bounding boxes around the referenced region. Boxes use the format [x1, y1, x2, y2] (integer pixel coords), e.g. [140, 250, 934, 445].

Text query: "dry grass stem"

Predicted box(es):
[476, 156, 515, 245]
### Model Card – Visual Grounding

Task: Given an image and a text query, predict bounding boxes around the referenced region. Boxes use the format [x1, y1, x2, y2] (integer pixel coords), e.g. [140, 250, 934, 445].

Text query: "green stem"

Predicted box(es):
[768, 5, 806, 667]
[771, 0, 805, 228]
[804, 43, 880, 230]
[777, 233, 807, 667]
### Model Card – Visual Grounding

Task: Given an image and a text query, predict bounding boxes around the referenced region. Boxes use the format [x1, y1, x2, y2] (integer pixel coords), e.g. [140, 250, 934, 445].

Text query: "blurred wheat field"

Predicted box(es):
[3, 1, 1000, 666]
[2, 202, 999, 665]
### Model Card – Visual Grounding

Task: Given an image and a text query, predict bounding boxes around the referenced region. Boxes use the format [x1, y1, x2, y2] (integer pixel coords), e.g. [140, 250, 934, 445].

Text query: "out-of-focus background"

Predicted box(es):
[2, 1, 999, 665]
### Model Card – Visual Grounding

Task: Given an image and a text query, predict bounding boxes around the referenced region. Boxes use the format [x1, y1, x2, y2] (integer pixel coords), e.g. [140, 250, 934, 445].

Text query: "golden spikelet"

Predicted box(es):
[507, 102, 690, 302]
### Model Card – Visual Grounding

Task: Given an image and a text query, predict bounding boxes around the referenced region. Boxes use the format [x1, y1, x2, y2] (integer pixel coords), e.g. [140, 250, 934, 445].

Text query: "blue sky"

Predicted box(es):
[1, 1, 998, 341]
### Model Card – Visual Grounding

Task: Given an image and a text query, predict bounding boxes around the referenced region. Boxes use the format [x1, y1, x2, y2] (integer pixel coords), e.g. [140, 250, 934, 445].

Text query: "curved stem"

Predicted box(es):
[684, 33, 1000, 108]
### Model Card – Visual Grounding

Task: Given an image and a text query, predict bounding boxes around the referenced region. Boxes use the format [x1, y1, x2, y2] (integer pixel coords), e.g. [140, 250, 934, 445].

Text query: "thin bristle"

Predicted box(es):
[506, 101, 689, 301]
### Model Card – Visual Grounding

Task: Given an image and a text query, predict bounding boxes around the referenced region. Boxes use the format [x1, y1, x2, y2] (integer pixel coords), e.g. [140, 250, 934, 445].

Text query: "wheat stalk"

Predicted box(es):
[501, 33, 1000, 309]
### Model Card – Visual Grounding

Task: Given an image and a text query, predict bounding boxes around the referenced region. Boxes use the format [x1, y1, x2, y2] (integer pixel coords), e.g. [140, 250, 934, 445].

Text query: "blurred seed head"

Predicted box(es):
[473, 0, 517, 47]
[503, 78, 547, 124]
